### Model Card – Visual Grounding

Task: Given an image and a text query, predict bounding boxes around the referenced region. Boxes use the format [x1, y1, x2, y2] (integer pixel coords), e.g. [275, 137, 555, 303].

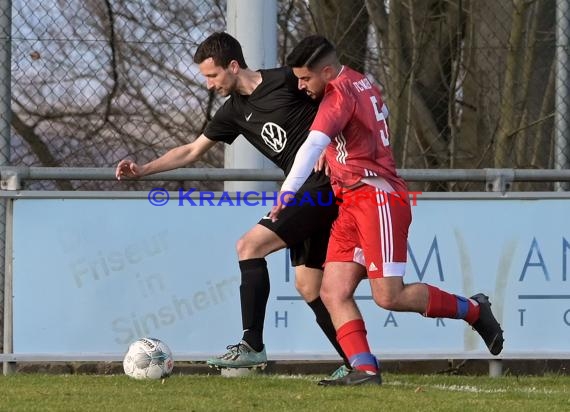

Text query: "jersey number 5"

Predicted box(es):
[370, 96, 390, 147]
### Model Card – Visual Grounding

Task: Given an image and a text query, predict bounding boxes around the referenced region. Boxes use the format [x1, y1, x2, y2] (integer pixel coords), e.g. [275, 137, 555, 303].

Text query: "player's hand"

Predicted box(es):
[115, 159, 142, 180]
[269, 191, 295, 222]
[314, 152, 330, 176]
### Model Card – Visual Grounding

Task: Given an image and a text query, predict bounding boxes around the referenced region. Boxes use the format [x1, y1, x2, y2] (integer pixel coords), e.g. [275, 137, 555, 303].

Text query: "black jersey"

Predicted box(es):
[204, 67, 328, 187]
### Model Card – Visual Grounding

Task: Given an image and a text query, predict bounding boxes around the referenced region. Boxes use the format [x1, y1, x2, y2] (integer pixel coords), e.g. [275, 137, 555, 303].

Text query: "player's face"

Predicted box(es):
[293, 67, 327, 100]
[198, 57, 238, 97]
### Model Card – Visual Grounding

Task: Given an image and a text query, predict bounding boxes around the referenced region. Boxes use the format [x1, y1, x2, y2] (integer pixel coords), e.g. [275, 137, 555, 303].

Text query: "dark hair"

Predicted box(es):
[193, 32, 248, 69]
[286, 35, 335, 69]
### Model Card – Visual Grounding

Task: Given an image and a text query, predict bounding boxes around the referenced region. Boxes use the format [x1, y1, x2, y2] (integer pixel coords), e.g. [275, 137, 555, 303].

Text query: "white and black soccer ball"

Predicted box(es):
[123, 337, 174, 380]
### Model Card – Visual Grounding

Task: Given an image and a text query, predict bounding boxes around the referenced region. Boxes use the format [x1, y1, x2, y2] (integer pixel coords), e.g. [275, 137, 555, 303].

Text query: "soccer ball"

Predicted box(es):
[123, 337, 174, 380]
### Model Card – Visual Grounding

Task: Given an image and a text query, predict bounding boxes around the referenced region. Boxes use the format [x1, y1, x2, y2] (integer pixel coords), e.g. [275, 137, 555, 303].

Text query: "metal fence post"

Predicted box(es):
[0, 0, 12, 358]
[489, 359, 503, 378]
[485, 168, 507, 377]
[225, 0, 278, 192]
[555, 0, 570, 191]
[1, 169, 18, 375]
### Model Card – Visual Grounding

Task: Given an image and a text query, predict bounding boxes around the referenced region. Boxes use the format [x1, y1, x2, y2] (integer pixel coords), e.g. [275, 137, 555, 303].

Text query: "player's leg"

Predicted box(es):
[361, 188, 503, 355]
[317, 198, 381, 386]
[290, 223, 351, 373]
[235, 224, 285, 353]
[293, 263, 320, 302]
[318, 262, 381, 386]
[371, 277, 504, 355]
[294, 263, 350, 371]
[206, 224, 284, 368]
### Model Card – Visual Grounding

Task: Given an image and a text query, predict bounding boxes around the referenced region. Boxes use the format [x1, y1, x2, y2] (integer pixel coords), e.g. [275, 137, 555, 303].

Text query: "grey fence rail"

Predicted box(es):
[3, 167, 570, 190]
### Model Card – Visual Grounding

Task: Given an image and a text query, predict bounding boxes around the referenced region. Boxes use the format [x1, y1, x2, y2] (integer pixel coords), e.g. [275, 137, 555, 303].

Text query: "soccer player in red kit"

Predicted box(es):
[270, 35, 504, 386]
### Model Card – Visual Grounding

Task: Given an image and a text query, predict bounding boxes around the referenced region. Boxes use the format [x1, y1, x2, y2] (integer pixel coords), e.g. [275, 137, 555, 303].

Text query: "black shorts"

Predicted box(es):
[258, 178, 338, 269]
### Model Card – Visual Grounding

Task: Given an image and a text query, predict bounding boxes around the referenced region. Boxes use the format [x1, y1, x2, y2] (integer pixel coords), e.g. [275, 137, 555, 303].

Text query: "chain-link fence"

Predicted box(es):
[2, 0, 570, 192]
[8, 0, 226, 191]
[283, 0, 570, 191]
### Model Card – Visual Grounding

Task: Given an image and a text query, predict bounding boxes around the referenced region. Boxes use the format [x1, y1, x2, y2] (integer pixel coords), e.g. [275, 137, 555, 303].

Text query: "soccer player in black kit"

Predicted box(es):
[116, 32, 351, 379]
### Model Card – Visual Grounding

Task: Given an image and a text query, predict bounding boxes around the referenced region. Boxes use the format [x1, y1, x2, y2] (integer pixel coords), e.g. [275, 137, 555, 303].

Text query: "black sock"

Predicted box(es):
[308, 297, 350, 368]
[239, 258, 270, 352]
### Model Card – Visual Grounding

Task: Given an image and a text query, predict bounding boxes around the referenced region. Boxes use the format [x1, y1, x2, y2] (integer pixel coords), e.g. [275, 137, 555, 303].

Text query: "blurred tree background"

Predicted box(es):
[6, 0, 567, 191]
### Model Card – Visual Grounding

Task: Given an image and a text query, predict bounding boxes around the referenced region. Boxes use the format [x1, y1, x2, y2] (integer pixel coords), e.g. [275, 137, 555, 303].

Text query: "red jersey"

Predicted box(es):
[310, 66, 407, 194]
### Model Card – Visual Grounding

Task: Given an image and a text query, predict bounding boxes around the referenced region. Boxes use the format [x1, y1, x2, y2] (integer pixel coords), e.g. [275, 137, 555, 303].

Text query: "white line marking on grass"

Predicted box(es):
[267, 374, 319, 381]
[388, 380, 566, 395]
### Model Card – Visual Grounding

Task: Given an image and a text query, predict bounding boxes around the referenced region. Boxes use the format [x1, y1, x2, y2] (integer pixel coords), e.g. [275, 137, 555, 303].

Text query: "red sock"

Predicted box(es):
[336, 319, 378, 373]
[425, 285, 480, 324]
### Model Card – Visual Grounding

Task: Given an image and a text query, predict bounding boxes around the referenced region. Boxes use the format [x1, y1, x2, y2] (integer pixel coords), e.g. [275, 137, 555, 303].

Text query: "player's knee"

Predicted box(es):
[320, 286, 334, 307]
[372, 291, 399, 310]
[320, 283, 348, 307]
[295, 277, 319, 302]
[236, 236, 258, 259]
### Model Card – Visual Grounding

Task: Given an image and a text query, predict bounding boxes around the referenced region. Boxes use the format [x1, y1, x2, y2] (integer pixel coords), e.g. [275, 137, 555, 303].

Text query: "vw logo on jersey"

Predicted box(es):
[261, 122, 287, 153]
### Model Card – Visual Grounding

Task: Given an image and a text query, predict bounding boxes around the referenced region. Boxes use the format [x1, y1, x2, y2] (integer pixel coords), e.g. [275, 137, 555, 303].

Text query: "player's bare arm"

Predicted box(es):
[115, 134, 217, 180]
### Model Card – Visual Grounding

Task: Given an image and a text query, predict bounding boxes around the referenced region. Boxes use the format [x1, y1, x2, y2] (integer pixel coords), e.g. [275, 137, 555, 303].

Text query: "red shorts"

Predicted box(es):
[326, 184, 412, 278]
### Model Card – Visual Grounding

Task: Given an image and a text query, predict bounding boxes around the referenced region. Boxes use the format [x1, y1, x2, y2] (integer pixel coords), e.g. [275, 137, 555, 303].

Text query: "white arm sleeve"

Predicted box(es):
[280, 130, 331, 193]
